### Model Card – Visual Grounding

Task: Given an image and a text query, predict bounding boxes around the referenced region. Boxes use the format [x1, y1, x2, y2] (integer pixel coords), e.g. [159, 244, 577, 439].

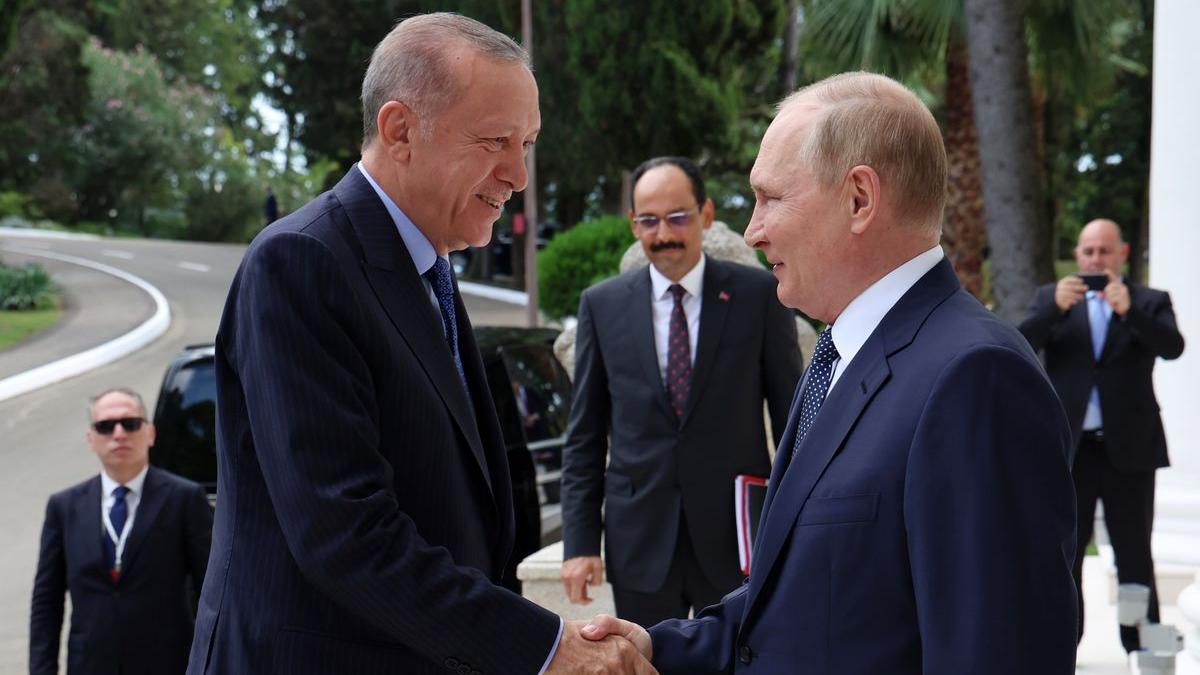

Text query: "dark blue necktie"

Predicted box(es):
[792, 329, 839, 458]
[102, 485, 130, 575]
[423, 258, 469, 395]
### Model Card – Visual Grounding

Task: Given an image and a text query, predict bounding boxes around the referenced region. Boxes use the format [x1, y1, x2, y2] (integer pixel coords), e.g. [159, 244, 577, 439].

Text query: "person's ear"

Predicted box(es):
[376, 101, 419, 164]
[846, 165, 880, 235]
[700, 198, 715, 230]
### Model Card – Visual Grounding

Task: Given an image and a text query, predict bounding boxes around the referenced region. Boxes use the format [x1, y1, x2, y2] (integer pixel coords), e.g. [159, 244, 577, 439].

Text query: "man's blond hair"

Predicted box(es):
[782, 72, 947, 232]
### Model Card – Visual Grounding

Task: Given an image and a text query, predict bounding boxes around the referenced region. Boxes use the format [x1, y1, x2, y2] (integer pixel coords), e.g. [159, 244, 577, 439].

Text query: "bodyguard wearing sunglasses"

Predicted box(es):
[30, 388, 212, 675]
[561, 156, 803, 626]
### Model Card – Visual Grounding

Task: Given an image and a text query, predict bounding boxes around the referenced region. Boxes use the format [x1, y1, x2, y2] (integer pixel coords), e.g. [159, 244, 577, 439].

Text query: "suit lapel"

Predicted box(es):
[741, 259, 960, 625]
[334, 170, 493, 499]
[78, 477, 106, 572]
[681, 259, 731, 426]
[119, 468, 167, 579]
[744, 341, 890, 617]
[628, 269, 675, 422]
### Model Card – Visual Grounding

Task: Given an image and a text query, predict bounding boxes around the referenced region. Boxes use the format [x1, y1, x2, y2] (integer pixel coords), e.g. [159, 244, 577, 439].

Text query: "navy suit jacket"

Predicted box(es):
[1019, 281, 1184, 471]
[185, 168, 560, 675]
[30, 467, 212, 675]
[562, 258, 802, 594]
[649, 259, 1079, 674]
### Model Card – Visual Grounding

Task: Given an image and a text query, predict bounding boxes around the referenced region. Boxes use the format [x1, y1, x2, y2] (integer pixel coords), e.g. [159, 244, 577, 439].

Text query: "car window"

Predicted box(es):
[151, 360, 217, 494]
[499, 345, 571, 446]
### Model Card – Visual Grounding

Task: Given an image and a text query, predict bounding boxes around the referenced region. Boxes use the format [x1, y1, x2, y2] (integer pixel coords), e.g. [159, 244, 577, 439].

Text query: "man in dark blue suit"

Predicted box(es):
[582, 71, 1079, 673]
[30, 388, 212, 675]
[186, 13, 652, 675]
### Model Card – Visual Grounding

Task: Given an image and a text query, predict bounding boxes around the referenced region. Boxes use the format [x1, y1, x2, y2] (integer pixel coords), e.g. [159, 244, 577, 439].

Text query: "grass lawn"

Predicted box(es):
[0, 308, 62, 350]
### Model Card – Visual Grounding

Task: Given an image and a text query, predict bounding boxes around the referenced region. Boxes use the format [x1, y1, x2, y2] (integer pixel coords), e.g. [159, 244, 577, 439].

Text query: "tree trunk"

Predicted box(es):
[779, 0, 801, 96]
[940, 36, 986, 299]
[963, 0, 1054, 323]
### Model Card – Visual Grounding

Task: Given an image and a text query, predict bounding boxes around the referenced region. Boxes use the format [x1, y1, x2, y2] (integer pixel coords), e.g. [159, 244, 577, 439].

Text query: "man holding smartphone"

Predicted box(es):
[1019, 218, 1185, 655]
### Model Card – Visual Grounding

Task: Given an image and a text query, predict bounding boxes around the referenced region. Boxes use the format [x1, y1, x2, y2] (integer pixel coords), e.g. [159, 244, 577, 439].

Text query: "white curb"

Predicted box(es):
[0, 246, 171, 402]
[0, 226, 101, 241]
[458, 280, 528, 306]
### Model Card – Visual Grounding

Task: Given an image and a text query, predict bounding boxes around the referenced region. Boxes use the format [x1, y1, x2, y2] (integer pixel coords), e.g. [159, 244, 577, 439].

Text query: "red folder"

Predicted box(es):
[735, 474, 768, 576]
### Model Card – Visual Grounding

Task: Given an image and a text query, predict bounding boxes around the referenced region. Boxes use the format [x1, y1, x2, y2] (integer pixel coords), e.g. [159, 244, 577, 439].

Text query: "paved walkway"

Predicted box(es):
[1076, 555, 1196, 673]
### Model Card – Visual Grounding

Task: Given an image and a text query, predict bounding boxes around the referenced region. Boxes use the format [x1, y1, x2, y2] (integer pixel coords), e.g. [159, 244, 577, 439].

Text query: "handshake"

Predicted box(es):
[545, 614, 656, 674]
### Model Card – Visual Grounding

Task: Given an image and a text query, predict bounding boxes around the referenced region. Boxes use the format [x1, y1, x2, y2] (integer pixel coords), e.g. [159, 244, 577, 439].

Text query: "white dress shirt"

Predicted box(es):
[648, 254, 706, 383]
[827, 246, 945, 390]
[100, 464, 148, 569]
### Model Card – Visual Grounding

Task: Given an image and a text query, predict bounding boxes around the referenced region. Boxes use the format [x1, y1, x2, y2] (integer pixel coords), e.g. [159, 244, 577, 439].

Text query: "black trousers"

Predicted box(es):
[611, 515, 732, 628]
[1073, 433, 1159, 653]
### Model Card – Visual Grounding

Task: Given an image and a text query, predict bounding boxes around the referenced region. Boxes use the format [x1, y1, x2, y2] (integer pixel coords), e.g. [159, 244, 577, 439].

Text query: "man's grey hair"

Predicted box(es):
[361, 12, 530, 145]
[88, 387, 148, 421]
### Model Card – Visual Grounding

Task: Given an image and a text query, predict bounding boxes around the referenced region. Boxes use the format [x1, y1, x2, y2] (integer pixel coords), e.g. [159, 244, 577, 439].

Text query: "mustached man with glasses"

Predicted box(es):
[561, 156, 803, 626]
[30, 388, 212, 675]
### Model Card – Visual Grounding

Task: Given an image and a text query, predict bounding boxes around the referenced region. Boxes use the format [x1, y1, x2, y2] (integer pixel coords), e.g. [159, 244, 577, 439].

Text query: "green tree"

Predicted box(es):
[564, 1, 786, 189]
[0, 10, 91, 217]
[797, 0, 1133, 311]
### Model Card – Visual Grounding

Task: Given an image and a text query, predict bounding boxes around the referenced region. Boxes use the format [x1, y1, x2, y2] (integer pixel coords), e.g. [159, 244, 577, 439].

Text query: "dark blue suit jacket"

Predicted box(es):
[30, 467, 212, 675]
[186, 169, 560, 675]
[649, 259, 1079, 674]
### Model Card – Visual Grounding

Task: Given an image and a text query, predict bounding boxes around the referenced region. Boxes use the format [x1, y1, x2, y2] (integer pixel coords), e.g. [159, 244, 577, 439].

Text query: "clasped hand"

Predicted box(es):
[545, 615, 654, 674]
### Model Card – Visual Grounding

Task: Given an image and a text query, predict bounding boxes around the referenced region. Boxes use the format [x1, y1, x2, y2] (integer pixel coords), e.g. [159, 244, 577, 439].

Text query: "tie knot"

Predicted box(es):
[669, 284, 687, 302]
[113, 485, 129, 500]
[425, 257, 453, 286]
[813, 329, 839, 366]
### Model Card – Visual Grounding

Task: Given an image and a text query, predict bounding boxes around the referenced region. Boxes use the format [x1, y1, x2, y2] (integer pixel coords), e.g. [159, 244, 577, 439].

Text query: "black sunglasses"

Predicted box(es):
[92, 417, 146, 435]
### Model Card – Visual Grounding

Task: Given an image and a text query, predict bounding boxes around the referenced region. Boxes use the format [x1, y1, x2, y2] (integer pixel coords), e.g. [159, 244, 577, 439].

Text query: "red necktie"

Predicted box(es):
[667, 285, 692, 421]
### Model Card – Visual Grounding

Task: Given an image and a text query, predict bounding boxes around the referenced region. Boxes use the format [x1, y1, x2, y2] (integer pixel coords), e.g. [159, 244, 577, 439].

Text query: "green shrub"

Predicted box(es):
[537, 215, 634, 320]
[0, 262, 59, 310]
[0, 192, 40, 219]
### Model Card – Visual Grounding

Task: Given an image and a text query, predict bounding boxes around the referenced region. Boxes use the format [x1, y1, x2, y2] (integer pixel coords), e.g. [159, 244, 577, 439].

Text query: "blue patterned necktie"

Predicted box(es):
[423, 258, 469, 394]
[102, 485, 130, 576]
[792, 329, 839, 458]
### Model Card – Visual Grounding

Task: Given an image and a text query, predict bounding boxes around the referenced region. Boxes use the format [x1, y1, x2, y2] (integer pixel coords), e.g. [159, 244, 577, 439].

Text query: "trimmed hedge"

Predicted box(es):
[0, 262, 58, 310]
[537, 215, 635, 320]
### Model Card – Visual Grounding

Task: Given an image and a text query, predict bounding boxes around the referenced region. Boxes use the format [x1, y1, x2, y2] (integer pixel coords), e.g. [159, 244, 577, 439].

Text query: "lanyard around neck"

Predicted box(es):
[102, 493, 134, 572]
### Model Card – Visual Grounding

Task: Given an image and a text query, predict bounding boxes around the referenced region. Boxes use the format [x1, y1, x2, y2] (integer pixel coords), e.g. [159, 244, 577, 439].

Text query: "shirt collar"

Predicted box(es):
[356, 162, 442, 276]
[100, 463, 149, 498]
[831, 245, 944, 367]
[649, 253, 706, 301]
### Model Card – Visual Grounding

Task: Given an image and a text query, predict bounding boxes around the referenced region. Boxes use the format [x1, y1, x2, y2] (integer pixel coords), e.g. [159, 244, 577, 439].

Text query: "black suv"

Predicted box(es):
[150, 327, 571, 589]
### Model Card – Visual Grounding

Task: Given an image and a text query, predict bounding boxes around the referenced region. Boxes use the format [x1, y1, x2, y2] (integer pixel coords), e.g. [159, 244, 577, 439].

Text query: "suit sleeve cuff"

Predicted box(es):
[537, 617, 565, 674]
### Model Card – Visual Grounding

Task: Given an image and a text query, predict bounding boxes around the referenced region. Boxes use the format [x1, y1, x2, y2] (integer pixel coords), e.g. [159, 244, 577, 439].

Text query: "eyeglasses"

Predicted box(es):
[92, 417, 146, 435]
[633, 205, 700, 231]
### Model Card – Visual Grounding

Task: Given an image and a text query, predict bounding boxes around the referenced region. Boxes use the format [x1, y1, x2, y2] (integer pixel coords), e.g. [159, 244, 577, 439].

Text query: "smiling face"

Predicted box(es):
[87, 391, 154, 481]
[399, 50, 540, 253]
[630, 164, 712, 281]
[744, 103, 850, 320]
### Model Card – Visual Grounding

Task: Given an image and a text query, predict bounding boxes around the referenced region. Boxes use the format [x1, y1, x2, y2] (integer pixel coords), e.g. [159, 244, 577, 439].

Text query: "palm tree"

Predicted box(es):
[796, 0, 1130, 313]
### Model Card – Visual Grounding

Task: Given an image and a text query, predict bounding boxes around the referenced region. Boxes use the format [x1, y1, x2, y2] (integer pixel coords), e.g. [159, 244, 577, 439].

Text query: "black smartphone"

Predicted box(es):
[1079, 274, 1108, 292]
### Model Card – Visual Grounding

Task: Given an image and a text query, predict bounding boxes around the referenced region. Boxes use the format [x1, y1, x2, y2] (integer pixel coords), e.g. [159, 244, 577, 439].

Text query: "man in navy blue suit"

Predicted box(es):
[186, 13, 653, 675]
[30, 388, 212, 675]
[582, 71, 1079, 673]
